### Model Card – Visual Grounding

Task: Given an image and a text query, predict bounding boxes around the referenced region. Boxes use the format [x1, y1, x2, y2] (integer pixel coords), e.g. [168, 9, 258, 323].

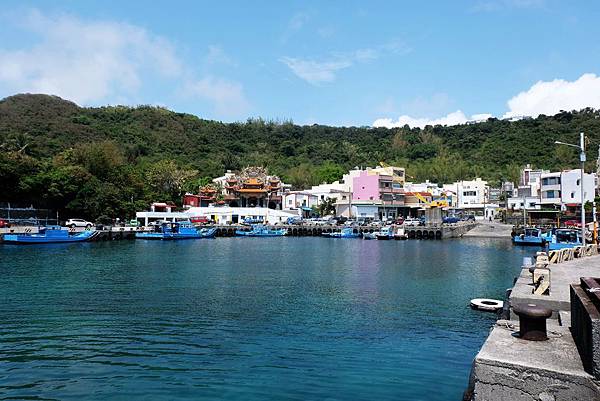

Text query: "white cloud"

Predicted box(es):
[279, 57, 352, 85]
[187, 76, 249, 117]
[503, 73, 600, 118]
[373, 110, 485, 129]
[281, 40, 409, 85]
[0, 9, 250, 119]
[373, 73, 600, 128]
[205, 45, 235, 66]
[0, 9, 182, 104]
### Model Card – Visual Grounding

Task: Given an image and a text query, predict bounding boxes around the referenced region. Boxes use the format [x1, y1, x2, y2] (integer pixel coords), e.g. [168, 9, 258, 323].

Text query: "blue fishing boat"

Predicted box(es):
[362, 232, 377, 240]
[375, 226, 394, 240]
[546, 228, 582, 250]
[136, 221, 203, 240]
[198, 227, 218, 238]
[322, 227, 361, 238]
[235, 224, 287, 237]
[3, 225, 96, 244]
[511, 227, 549, 246]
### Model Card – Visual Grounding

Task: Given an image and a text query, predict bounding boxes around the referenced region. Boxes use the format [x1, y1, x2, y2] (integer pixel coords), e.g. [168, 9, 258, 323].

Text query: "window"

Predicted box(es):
[542, 177, 560, 186]
[577, 179, 581, 186]
[463, 191, 477, 197]
[571, 192, 575, 199]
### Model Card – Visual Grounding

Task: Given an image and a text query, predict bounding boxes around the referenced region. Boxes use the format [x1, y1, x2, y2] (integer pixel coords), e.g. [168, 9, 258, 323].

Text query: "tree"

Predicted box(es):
[315, 162, 345, 184]
[146, 160, 198, 201]
[318, 197, 337, 217]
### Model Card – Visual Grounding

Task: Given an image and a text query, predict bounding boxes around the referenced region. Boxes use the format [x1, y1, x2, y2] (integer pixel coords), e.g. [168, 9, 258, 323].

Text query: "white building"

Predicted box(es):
[136, 206, 299, 226]
[539, 172, 562, 206]
[445, 178, 488, 209]
[559, 170, 596, 206]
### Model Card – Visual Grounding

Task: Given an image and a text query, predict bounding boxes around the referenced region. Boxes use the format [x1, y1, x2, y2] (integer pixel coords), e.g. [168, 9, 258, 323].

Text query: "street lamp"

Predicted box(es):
[554, 132, 586, 245]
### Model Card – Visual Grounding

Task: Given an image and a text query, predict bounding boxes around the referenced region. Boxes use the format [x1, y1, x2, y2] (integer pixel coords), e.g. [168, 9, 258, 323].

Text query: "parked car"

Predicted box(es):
[127, 219, 139, 227]
[0, 218, 11, 228]
[563, 219, 582, 228]
[286, 216, 303, 225]
[404, 218, 420, 227]
[243, 217, 264, 225]
[148, 220, 169, 227]
[65, 218, 93, 228]
[344, 219, 356, 227]
[190, 216, 210, 225]
[443, 216, 460, 224]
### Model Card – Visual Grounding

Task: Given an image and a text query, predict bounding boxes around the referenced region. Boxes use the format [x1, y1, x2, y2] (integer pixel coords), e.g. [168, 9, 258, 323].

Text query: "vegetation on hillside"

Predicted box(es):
[1, 93, 598, 220]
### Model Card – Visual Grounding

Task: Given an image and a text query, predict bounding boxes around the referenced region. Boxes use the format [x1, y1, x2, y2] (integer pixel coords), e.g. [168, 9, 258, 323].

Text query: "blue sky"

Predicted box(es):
[0, 0, 599, 127]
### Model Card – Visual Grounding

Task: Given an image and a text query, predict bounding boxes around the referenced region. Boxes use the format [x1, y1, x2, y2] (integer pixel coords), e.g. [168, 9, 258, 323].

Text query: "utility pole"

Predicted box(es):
[555, 132, 586, 245]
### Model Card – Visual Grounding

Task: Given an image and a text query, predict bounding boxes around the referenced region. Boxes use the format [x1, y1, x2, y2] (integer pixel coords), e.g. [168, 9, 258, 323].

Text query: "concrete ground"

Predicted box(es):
[510, 254, 600, 314]
[463, 221, 513, 238]
[469, 319, 600, 401]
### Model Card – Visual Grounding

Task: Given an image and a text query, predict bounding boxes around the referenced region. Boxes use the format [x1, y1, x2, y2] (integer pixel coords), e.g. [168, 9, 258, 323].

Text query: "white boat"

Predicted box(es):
[394, 227, 408, 240]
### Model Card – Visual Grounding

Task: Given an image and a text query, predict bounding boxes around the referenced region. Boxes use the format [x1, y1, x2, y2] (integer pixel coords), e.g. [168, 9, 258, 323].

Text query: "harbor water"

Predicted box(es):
[0, 238, 528, 400]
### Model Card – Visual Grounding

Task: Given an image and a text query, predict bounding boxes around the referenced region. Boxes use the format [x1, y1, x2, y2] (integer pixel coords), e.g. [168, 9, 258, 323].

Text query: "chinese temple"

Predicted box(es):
[183, 168, 284, 209]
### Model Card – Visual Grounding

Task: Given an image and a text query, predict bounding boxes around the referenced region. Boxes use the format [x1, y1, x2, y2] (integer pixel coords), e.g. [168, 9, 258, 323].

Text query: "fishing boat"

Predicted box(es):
[375, 226, 394, 240]
[235, 224, 287, 237]
[393, 227, 408, 240]
[362, 232, 377, 240]
[322, 227, 361, 238]
[198, 227, 218, 238]
[511, 227, 549, 246]
[3, 225, 96, 244]
[136, 221, 203, 240]
[546, 228, 582, 250]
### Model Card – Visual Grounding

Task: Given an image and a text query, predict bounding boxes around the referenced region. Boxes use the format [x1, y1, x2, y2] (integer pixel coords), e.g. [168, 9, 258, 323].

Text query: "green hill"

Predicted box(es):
[1, 93, 598, 219]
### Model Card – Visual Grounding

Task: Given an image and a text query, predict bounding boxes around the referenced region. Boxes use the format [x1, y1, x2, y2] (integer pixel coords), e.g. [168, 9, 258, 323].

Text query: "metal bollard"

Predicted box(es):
[512, 303, 553, 341]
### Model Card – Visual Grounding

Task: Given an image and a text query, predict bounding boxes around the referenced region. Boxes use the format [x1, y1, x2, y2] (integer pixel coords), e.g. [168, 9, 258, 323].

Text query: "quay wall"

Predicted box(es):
[0, 222, 477, 241]
[466, 254, 600, 400]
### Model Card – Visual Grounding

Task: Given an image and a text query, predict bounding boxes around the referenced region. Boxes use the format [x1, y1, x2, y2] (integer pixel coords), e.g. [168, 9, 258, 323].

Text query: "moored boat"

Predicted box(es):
[136, 221, 203, 240]
[393, 227, 408, 240]
[511, 227, 549, 246]
[375, 226, 394, 240]
[235, 224, 287, 237]
[322, 227, 361, 238]
[3, 225, 96, 244]
[546, 228, 582, 250]
[198, 227, 218, 238]
[362, 232, 377, 240]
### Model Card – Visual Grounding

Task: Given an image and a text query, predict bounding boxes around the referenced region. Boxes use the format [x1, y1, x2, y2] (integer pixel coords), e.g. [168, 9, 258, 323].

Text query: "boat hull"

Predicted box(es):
[235, 231, 287, 237]
[3, 231, 94, 244]
[512, 237, 546, 246]
[136, 232, 201, 240]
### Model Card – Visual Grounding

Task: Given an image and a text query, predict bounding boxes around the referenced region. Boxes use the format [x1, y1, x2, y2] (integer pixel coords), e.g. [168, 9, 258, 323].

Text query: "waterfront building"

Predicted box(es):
[136, 204, 298, 226]
[283, 191, 319, 217]
[539, 170, 595, 212]
[214, 167, 284, 209]
[350, 168, 405, 220]
[183, 167, 286, 210]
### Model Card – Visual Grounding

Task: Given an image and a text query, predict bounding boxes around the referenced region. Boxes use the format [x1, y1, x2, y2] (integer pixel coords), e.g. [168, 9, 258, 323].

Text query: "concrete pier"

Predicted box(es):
[1, 222, 477, 241]
[466, 255, 600, 400]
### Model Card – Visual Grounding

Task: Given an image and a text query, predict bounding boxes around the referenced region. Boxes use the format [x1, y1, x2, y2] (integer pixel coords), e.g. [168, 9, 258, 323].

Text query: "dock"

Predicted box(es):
[0, 222, 478, 241]
[466, 254, 600, 400]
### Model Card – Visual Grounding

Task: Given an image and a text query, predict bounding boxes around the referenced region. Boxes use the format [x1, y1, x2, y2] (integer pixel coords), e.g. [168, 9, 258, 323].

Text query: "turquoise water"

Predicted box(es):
[0, 238, 528, 400]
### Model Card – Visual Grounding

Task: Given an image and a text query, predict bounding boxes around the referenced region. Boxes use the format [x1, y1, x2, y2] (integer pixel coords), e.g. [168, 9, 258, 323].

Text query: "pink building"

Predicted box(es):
[352, 171, 381, 201]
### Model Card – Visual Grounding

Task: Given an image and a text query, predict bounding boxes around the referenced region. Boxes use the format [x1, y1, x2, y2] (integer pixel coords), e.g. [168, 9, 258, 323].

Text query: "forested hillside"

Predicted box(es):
[1, 93, 598, 219]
